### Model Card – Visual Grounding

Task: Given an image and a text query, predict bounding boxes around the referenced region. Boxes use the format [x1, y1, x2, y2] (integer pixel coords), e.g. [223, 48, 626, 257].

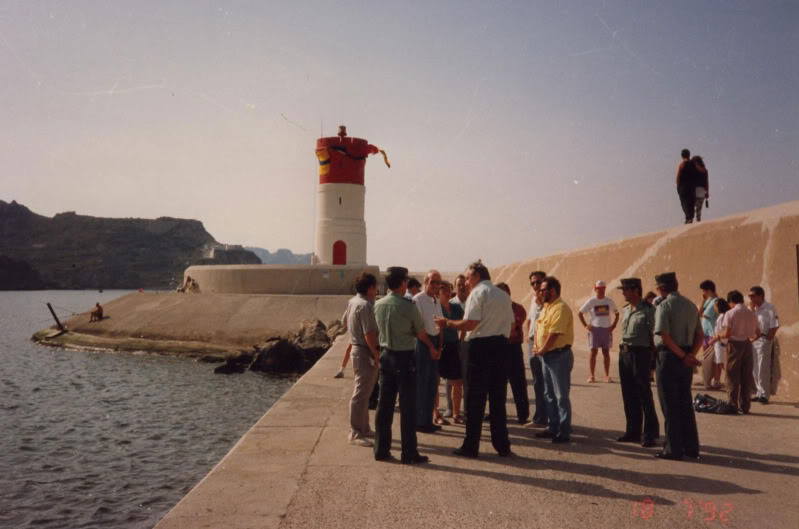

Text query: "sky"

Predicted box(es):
[1, 0, 797, 271]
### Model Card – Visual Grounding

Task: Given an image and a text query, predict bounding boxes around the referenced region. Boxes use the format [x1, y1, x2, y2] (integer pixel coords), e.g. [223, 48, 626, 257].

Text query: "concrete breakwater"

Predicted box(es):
[33, 292, 351, 363]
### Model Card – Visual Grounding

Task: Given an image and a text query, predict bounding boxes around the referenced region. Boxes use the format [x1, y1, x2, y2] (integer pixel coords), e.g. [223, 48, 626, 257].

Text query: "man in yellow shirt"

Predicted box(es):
[533, 276, 575, 444]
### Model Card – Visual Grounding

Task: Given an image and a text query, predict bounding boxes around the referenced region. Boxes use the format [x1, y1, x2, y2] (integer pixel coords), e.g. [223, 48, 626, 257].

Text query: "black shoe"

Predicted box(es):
[416, 425, 441, 433]
[655, 452, 682, 461]
[452, 447, 479, 459]
[375, 453, 396, 462]
[517, 417, 529, 425]
[616, 434, 641, 443]
[497, 449, 514, 457]
[535, 431, 556, 439]
[759, 397, 769, 404]
[552, 435, 571, 444]
[685, 452, 700, 460]
[641, 439, 657, 448]
[401, 453, 429, 465]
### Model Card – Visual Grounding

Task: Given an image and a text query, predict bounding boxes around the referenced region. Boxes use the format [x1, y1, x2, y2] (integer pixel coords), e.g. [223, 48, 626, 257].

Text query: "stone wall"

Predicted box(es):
[491, 201, 799, 400]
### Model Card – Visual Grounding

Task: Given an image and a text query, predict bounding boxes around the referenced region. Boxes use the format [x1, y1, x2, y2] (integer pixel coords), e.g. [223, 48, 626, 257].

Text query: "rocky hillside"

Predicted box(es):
[0, 200, 258, 289]
[246, 247, 312, 265]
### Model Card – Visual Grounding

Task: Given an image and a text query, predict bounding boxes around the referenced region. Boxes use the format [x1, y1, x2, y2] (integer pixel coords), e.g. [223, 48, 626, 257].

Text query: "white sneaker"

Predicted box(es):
[333, 369, 344, 379]
[349, 437, 373, 447]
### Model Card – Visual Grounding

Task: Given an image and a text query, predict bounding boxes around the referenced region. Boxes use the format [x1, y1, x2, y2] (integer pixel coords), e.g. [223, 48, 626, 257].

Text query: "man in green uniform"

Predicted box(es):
[616, 278, 659, 448]
[373, 266, 438, 465]
[653, 272, 703, 460]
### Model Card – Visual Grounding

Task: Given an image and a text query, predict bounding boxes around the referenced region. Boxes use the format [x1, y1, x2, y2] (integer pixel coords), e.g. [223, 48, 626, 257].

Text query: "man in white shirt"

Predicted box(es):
[579, 280, 619, 383]
[435, 260, 514, 458]
[525, 270, 548, 426]
[413, 270, 444, 432]
[748, 286, 780, 404]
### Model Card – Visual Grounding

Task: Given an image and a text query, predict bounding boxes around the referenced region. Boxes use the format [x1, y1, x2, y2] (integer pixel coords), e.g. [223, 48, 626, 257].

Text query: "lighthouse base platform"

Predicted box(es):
[183, 264, 381, 295]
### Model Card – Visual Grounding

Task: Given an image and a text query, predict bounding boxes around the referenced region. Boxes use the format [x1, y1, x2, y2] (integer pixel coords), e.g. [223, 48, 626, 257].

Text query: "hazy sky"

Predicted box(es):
[2, 1, 797, 271]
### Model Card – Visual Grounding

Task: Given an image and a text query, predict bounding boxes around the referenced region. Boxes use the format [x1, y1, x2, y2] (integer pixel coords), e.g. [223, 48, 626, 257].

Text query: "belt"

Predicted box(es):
[547, 345, 572, 354]
[620, 343, 651, 353]
[656, 344, 693, 354]
[382, 348, 414, 354]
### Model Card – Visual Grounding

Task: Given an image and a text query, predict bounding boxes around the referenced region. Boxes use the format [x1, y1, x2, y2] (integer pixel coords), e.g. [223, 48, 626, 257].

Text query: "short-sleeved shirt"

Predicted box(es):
[535, 297, 574, 351]
[341, 294, 378, 347]
[374, 292, 425, 351]
[413, 291, 443, 336]
[714, 313, 728, 344]
[579, 297, 618, 328]
[653, 292, 701, 348]
[509, 302, 527, 345]
[528, 300, 543, 339]
[701, 297, 719, 337]
[441, 301, 464, 344]
[753, 301, 779, 336]
[621, 301, 655, 348]
[463, 280, 514, 340]
[722, 304, 759, 341]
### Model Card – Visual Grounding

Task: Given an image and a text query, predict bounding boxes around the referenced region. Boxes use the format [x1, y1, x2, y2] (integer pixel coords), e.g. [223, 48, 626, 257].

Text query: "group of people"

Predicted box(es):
[337, 263, 780, 465]
[676, 148, 710, 224]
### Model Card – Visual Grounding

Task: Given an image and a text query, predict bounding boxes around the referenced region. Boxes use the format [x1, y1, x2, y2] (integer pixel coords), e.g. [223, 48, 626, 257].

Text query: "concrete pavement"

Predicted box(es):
[154, 336, 799, 529]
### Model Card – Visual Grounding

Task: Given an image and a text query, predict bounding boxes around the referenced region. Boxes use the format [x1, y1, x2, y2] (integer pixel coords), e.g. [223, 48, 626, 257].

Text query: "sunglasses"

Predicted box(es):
[530, 280, 542, 286]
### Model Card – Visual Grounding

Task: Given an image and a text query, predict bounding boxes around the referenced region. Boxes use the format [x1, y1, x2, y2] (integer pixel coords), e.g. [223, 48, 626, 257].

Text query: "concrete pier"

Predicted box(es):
[154, 337, 799, 529]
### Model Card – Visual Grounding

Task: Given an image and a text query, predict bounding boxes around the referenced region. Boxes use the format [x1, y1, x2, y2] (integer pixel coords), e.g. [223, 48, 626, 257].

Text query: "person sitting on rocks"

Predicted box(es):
[89, 303, 103, 322]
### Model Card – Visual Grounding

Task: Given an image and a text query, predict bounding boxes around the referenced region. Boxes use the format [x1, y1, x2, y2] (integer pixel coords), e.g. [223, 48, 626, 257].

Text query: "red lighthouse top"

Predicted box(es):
[315, 125, 380, 185]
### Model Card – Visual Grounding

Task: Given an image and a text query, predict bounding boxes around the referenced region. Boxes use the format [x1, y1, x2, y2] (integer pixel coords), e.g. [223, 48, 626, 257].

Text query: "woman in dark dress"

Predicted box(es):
[438, 281, 465, 424]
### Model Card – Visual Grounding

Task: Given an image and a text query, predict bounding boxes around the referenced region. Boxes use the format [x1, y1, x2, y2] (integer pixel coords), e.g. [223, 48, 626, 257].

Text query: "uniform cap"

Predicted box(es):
[655, 272, 677, 287]
[385, 266, 409, 282]
[595, 280, 607, 288]
[617, 278, 642, 290]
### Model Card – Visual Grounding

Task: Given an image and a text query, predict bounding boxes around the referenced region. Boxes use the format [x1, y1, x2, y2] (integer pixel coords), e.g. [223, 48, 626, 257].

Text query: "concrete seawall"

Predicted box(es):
[492, 200, 799, 400]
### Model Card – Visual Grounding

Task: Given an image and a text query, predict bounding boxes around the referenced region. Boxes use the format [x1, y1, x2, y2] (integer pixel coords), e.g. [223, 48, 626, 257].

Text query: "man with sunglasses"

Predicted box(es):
[525, 271, 548, 426]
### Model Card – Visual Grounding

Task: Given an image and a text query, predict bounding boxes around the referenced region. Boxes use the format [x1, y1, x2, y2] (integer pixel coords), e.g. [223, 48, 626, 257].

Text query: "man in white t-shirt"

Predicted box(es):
[748, 286, 780, 404]
[578, 280, 619, 383]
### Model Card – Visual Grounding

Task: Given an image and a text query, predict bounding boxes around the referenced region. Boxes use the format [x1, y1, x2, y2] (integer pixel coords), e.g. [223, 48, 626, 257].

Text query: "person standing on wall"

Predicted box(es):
[373, 267, 437, 465]
[676, 148, 699, 224]
[616, 278, 659, 448]
[579, 280, 619, 383]
[652, 272, 703, 461]
[435, 260, 514, 458]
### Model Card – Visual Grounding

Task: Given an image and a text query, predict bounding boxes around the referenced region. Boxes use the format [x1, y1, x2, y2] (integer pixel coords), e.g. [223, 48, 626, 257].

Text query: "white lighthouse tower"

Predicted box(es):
[313, 126, 381, 266]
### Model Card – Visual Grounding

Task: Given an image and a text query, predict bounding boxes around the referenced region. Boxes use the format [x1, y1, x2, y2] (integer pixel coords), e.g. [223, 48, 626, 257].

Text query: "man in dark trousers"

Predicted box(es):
[676, 149, 699, 224]
[616, 278, 659, 448]
[497, 282, 530, 424]
[653, 272, 703, 460]
[373, 266, 438, 465]
[436, 260, 514, 458]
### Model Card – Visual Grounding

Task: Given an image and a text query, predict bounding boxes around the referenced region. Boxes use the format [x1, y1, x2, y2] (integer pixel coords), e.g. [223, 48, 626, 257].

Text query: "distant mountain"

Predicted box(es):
[0, 255, 53, 290]
[246, 247, 312, 265]
[0, 200, 260, 290]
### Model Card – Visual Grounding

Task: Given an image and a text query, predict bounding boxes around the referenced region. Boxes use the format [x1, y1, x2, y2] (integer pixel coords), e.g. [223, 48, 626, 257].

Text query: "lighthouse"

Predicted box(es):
[313, 126, 385, 266]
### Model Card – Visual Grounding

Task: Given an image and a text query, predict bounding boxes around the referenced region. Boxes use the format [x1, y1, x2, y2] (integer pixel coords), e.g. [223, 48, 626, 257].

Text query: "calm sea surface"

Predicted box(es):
[0, 290, 296, 529]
